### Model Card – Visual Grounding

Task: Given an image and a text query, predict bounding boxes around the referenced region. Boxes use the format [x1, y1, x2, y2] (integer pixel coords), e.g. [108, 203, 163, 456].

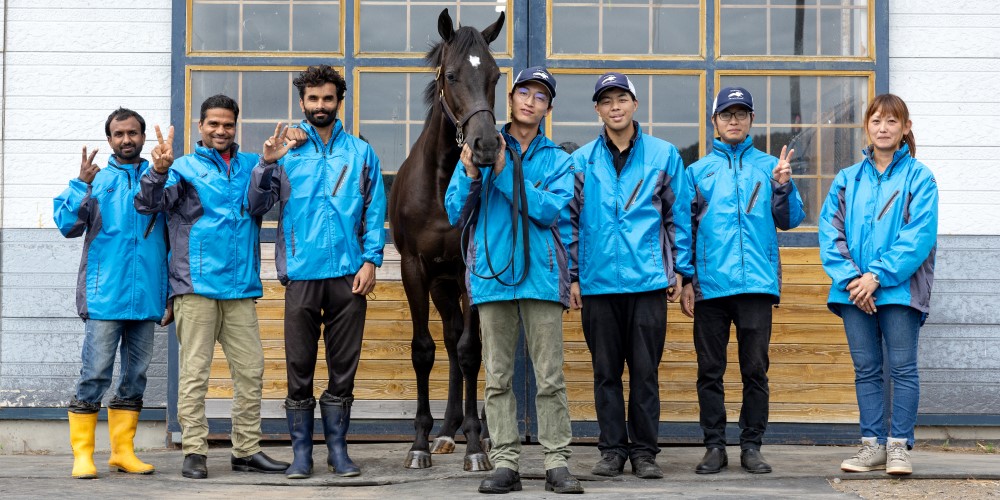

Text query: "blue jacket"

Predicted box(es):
[446, 126, 573, 306]
[679, 137, 805, 301]
[566, 124, 691, 295]
[248, 120, 386, 285]
[135, 143, 263, 300]
[54, 158, 169, 320]
[819, 144, 937, 316]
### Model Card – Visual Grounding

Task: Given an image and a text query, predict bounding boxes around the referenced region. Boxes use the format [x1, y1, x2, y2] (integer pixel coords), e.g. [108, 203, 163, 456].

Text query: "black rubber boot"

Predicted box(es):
[320, 392, 360, 477]
[285, 398, 315, 479]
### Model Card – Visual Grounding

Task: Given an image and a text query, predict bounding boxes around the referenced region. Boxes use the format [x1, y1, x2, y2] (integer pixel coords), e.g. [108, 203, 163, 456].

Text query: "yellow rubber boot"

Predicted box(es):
[68, 411, 98, 479]
[107, 408, 155, 474]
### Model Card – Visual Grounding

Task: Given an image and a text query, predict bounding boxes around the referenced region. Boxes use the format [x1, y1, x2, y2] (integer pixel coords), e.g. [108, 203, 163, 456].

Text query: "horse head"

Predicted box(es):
[426, 8, 505, 165]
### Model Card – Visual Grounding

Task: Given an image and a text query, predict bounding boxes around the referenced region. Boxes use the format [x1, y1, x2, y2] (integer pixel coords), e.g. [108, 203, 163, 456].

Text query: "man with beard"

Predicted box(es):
[247, 65, 386, 479]
[54, 108, 170, 478]
[135, 95, 291, 479]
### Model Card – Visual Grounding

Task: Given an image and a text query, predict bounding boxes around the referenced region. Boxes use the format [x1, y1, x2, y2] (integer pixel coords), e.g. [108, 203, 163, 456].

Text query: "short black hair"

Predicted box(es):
[105, 108, 146, 137]
[293, 65, 346, 102]
[200, 94, 240, 122]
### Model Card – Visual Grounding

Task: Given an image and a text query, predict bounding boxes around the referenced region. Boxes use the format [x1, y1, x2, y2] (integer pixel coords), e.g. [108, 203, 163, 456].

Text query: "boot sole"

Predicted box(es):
[232, 465, 287, 474]
[182, 471, 208, 479]
[72, 473, 98, 479]
[545, 483, 584, 494]
[328, 465, 361, 477]
[111, 466, 155, 474]
[479, 481, 523, 494]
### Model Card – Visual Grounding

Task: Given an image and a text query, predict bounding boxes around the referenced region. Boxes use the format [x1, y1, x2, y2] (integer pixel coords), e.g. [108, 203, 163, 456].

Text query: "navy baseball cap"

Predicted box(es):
[712, 86, 754, 114]
[513, 66, 557, 100]
[592, 72, 637, 101]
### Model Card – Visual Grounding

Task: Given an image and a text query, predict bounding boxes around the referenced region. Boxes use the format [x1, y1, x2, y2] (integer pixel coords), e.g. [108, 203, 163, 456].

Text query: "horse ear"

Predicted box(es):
[438, 8, 455, 43]
[480, 11, 505, 45]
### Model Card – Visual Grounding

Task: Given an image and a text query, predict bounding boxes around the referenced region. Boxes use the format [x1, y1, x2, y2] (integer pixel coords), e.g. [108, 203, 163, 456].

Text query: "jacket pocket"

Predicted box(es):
[623, 179, 643, 211]
[877, 190, 900, 221]
[746, 181, 762, 214]
[332, 166, 348, 196]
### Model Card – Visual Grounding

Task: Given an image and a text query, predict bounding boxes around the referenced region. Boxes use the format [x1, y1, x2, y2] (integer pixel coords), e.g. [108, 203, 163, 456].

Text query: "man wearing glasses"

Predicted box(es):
[445, 66, 583, 495]
[676, 86, 805, 475]
[566, 72, 690, 480]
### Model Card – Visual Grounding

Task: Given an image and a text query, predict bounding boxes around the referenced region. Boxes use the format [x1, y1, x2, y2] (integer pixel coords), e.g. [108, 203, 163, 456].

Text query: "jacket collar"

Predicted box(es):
[108, 155, 147, 172]
[501, 123, 552, 160]
[711, 135, 754, 157]
[858, 143, 911, 181]
[599, 121, 641, 152]
[298, 119, 344, 154]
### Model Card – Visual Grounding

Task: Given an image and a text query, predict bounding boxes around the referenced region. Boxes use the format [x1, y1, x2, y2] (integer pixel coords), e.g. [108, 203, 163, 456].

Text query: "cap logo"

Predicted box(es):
[601, 75, 617, 85]
[533, 71, 549, 80]
[728, 89, 744, 99]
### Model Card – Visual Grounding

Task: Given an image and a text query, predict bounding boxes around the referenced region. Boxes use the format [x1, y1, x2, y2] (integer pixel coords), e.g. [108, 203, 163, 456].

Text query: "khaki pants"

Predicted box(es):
[479, 299, 573, 471]
[174, 294, 264, 458]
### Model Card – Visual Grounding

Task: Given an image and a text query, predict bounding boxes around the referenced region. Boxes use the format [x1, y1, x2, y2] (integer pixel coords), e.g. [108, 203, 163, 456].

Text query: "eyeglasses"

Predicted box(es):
[717, 110, 751, 122]
[514, 87, 550, 105]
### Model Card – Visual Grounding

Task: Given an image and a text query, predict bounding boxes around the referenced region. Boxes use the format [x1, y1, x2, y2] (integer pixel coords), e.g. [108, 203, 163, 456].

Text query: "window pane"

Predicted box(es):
[550, 72, 701, 160]
[719, 1, 869, 57]
[191, 1, 341, 53]
[357, 1, 510, 54]
[551, 0, 700, 56]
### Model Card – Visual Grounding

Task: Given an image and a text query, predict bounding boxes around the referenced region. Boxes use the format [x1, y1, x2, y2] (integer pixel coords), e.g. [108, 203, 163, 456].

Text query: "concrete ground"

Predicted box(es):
[0, 443, 997, 499]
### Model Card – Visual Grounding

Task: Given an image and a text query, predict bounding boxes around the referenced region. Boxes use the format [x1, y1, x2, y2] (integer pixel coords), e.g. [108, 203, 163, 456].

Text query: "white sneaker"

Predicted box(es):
[886, 439, 912, 475]
[840, 437, 886, 472]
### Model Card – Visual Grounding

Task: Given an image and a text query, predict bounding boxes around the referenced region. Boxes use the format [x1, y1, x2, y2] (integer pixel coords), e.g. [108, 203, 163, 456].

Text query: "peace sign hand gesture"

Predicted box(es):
[773, 145, 794, 184]
[262, 122, 300, 164]
[150, 125, 175, 174]
[79, 146, 101, 184]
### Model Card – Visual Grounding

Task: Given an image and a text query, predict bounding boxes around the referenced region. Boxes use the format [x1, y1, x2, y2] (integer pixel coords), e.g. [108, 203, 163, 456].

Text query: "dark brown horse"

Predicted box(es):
[388, 9, 504, 471]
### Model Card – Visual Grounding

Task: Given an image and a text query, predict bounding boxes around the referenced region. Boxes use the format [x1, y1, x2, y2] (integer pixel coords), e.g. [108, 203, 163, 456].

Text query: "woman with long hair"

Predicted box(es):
[818, 94, 938, 475]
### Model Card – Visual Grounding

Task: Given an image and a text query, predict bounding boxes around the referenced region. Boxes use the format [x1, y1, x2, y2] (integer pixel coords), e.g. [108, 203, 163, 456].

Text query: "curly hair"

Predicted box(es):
[105, 107, 146, 137]
[293, 65, 346, 101]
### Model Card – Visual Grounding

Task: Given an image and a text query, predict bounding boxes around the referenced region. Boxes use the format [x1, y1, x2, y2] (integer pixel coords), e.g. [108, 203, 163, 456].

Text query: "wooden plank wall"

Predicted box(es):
[206, 245, 859, 425]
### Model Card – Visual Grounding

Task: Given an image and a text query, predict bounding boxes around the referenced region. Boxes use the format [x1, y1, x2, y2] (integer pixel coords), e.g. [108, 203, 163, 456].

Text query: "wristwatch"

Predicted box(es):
[869, 272, 880, 285]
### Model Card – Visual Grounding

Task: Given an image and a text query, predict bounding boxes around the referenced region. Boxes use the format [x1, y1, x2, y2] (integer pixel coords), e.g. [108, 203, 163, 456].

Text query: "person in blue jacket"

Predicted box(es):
[819, 94, 937, 476]
[54, 108, 169, 479]
[248, 65, 386, 479]
[135, 95, 289, 479]
[677, 87, 805, 475]
[566, 72, 690, 480]
[446, 66, 583, 495]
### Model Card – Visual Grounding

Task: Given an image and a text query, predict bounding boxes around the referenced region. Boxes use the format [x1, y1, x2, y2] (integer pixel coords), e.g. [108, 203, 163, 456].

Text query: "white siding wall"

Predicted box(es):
[2, 0, 172, 229]
[889, 0, 1000, 235]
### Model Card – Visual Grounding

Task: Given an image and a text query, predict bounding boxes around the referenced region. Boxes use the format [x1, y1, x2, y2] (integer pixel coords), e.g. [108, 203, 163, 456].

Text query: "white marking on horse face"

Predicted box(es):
[468, 55, 481, 68]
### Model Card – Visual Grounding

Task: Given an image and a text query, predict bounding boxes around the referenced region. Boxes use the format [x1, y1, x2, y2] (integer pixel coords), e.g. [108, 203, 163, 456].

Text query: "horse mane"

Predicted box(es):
[422, 27, 491, 108]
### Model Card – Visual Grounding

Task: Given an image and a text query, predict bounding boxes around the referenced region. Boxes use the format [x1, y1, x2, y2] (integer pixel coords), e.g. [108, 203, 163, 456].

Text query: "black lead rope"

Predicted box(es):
[461, 140, 531, 287]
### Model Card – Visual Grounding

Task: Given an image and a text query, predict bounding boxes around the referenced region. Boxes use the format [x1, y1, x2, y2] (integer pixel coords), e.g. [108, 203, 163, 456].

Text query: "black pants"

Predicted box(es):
[284, 276, 366, 402]
[693, 293, 774, 450]
[581, 289, 666, 459]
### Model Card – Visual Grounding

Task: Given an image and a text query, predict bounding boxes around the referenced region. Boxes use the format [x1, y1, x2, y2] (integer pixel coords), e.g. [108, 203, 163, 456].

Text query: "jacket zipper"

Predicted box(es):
[546, 240, 553, 272]
[746, 181, 762, 214]
[877, 190, 900, 221]
[332, 166, 348, 196]
[623, 179, 643, 211]
[291, 228, 296, 257]
[95, 262, 100, 294]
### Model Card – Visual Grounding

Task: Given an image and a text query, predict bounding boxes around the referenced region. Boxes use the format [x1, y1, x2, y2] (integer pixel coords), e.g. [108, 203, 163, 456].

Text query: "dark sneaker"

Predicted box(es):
[631, 456, 663, 479]
[591, 452, 626, 477]
[695, 448, 728, 474]
[740, 448, 772, 474]
[478, 467, 522, 494]
[545, 466, 584, 494]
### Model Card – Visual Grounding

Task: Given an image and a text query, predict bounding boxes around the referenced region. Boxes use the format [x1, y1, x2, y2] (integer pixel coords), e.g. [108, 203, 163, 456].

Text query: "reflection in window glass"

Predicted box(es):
[357, 1, 509, 54]
[357, 70, 511, 172]
[719, 0, 869, 57]
[720, 74, 869, 225]
[551, 0, 700, 56]
[550, 73, 701, 166]
[191, 0, 341, 53]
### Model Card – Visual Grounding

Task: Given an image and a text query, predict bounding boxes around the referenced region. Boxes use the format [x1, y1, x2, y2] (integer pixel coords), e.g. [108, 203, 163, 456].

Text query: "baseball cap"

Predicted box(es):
[513, 66, 557, 100]
[712, 86, 754, 114]
[592, 72, 637, 102]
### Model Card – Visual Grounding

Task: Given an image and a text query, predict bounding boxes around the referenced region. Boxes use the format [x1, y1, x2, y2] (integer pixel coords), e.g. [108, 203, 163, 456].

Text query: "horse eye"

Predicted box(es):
[445, 72, 457, 83]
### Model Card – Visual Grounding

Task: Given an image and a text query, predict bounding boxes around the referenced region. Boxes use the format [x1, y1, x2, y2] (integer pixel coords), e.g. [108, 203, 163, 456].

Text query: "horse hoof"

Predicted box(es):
[464, 452, 493, 472]
[430, 436, 456, 454]
[405, 450, 432, 469]
[481, 438, 493, 453]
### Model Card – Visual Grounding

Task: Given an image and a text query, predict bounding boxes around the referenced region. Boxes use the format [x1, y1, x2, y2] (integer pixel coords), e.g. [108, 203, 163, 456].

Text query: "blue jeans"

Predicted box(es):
[71, 320, 155, 413]
[840, 304, 921, 447]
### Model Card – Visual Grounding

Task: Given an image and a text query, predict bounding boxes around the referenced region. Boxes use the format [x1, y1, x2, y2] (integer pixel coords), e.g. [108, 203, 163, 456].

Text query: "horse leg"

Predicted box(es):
[428, 281, 465, 455]
[402, 257, 435, 469]
[456, 292, 491, 471]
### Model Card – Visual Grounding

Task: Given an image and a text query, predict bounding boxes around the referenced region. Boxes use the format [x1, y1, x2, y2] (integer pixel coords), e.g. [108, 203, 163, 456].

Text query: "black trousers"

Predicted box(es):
[581, 289, 666, 459]
[693, 293, 774, 450]
[284, 276, 366, 402]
